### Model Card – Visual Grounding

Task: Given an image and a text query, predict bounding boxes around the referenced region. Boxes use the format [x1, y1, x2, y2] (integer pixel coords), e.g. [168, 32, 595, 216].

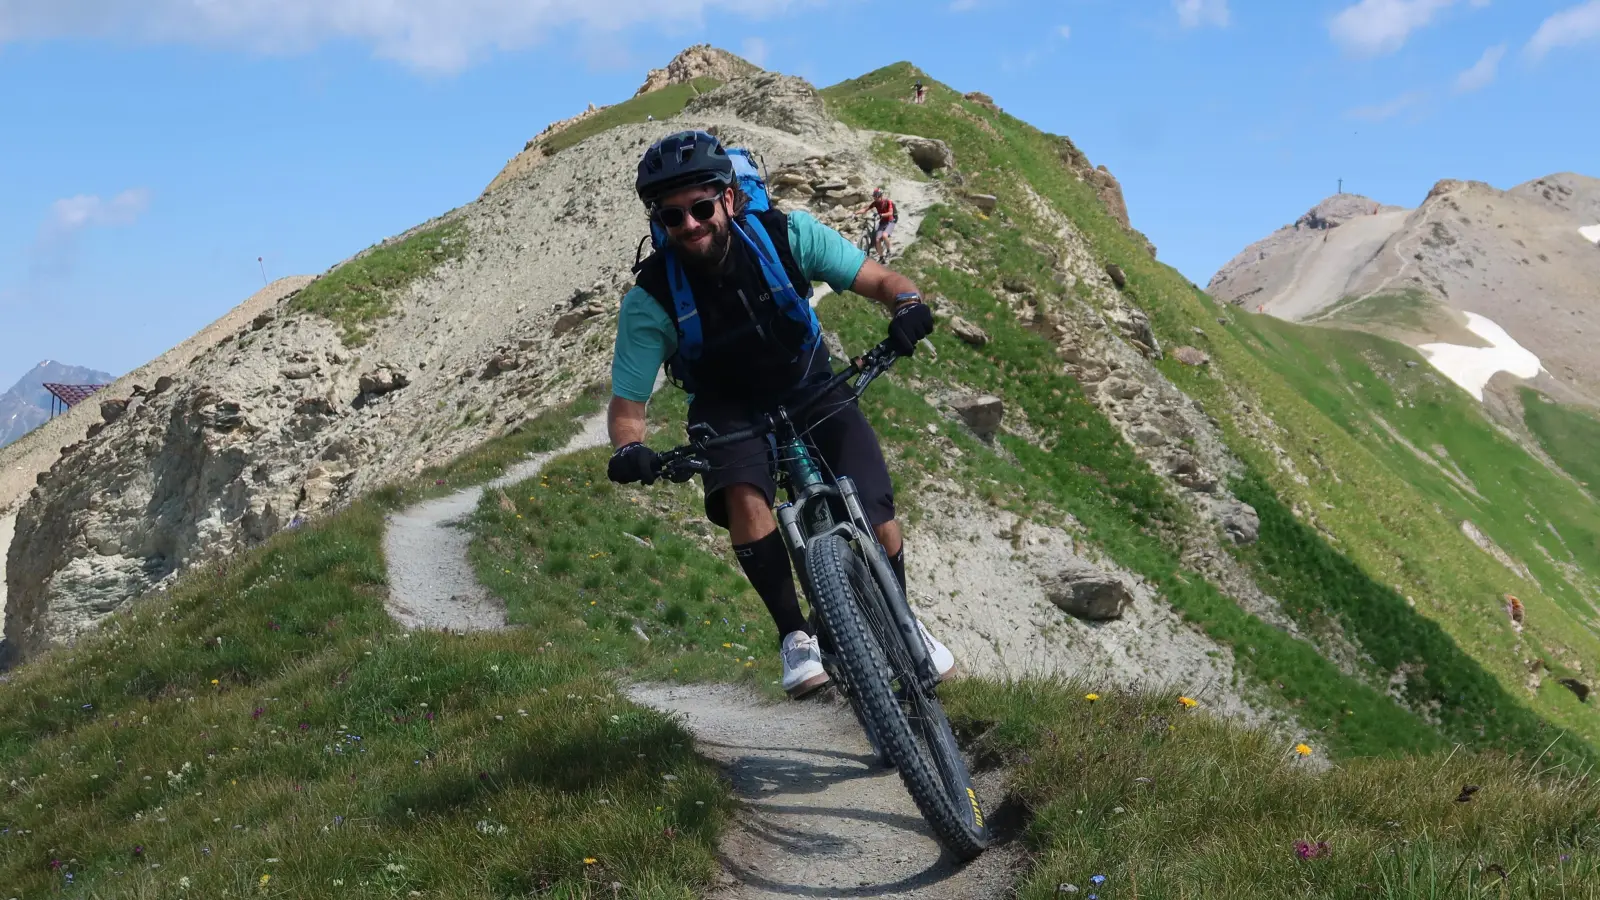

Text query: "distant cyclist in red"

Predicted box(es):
[858, 188, 896, 263]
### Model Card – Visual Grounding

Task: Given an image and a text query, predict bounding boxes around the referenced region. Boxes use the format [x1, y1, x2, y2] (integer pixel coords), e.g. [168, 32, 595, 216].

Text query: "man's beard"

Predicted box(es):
[674, 216, 733, 269]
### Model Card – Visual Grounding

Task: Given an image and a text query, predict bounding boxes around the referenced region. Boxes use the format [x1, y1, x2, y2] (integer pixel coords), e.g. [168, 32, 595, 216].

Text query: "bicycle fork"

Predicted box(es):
[777, 477, 940, 690]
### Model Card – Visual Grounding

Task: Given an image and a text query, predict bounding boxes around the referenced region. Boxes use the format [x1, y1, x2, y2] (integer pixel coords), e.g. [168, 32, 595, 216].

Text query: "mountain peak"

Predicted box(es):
[1296, 193, 1404, 230]
[632, 45, 761, 97]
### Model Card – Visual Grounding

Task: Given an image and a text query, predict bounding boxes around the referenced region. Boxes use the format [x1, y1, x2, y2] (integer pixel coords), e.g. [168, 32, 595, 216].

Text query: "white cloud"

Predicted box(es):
[1452, 43, 1504, 92]
[1174, 0, 1230, 28]
[1526, 0, 1600, 59]
[1328, 0, 1481, 56]
[42, 189, 152, 237]
[948, 0, 982, 10]
[0, 0, 805, 73]
[29, 188, 152, 278]
[741, 36, 768, 66]
[1345, 89, 1428, 121]
[1058, 24, 1071, 40]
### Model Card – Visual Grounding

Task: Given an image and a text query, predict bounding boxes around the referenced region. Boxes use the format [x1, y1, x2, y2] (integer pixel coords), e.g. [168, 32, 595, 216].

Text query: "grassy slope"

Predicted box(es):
[541, 78, 723, 157]
[1522, 388, 1600, 493]
[819, 64, 1593, 764]
[290, 220, 468, 347]
[0, 388, 738, 899]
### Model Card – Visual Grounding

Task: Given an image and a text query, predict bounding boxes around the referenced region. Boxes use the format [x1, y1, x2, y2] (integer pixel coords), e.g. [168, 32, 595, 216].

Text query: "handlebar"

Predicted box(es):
[654, 339, 904, 483]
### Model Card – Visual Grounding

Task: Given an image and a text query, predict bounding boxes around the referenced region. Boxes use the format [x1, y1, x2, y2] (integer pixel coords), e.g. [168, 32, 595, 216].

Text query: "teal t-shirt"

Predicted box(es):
[609, 210, 867, 402]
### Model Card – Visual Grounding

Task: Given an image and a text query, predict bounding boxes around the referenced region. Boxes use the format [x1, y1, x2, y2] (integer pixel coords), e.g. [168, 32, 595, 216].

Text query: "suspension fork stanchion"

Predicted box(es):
[837, 476, 936, 686]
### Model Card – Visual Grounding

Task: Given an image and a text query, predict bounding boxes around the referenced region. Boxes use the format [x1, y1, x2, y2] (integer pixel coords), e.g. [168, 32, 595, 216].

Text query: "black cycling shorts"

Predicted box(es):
[687, 382, 896, 531]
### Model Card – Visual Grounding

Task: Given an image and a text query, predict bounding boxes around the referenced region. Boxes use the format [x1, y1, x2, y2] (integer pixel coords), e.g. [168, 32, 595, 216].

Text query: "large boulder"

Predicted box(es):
[897, 136, 955, 174]
[1043, 561, 1133, 621]
[952, 395, 1004, 441]
[358, 365, 409, 398]
[946, 316, 990, 346]
[1221, 501, 1260, 546]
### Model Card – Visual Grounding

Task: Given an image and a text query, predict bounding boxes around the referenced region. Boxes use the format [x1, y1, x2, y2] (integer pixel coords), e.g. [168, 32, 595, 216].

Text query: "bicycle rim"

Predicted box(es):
[806, 533, 989, 859]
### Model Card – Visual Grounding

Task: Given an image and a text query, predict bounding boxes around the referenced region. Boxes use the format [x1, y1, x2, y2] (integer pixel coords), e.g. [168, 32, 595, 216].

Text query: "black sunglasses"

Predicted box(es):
[654, 198, 719, 229]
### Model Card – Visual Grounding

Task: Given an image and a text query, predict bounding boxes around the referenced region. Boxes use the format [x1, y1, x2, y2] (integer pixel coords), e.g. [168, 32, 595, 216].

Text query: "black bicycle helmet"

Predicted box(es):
[635, 130, 734, 207]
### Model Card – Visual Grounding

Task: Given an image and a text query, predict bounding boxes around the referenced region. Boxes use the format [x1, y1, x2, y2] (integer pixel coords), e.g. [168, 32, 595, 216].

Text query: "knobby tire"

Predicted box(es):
[805, 533, 990, 860]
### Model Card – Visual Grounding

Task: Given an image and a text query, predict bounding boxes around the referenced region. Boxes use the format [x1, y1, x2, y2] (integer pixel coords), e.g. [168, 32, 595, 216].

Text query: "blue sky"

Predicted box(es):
[2, 0, 1596, 390]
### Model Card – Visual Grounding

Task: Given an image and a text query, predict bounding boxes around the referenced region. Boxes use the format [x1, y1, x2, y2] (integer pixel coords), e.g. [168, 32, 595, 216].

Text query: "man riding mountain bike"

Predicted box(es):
[858, 188, 896, 264]
[606, 130, 954, 698]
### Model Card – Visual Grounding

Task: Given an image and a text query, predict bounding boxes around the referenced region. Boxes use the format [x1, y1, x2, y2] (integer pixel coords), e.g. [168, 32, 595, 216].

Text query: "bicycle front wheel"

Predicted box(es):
[805, 532, 990, 860]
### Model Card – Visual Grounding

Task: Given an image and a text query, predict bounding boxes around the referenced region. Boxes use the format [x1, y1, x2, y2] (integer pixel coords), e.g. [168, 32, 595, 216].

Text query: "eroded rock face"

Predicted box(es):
[685, 72, 835, 139]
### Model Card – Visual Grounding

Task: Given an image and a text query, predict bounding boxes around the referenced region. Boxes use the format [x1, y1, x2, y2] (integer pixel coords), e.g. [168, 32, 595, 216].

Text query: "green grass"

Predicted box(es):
[946, 680, 1600, 898]
[465, 385, 792, 698]
[812, 209, 1585, 764]
[1316, 289, 1437, 330]
[821, 61, 1600, 757]
[290, 220, 468, 347]
[0, 388, 735, 899]
[1522, 388, 1600, 493]
[540, 78, 723, 157]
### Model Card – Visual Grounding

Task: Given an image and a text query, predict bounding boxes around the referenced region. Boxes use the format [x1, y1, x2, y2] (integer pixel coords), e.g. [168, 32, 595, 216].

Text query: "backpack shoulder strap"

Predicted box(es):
[634, 250, 701, 363]
[733, 212, 820, 351]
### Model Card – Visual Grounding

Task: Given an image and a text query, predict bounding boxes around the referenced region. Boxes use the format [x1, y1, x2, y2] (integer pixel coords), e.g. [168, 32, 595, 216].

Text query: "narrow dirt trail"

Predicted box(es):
[383, 413, 609, 631]
[379, 167, 1019, 896]
[627, 683, 1017, 899]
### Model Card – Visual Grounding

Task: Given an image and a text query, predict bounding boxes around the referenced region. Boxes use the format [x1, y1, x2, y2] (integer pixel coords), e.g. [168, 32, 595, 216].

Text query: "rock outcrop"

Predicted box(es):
[633, 44, 760, 97]
[1056, 135, 1157, 258]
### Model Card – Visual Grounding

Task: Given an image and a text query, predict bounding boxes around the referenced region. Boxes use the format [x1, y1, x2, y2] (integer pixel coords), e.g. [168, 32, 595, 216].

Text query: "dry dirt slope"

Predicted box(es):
[1208, 174, 1600, 407]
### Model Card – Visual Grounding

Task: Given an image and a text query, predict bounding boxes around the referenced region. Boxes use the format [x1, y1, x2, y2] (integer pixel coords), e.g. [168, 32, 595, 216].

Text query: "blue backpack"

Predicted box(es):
[639, 145, 820, 388]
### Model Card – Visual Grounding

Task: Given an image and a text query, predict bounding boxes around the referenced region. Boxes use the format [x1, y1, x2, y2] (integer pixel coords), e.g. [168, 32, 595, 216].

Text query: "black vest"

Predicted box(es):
[635, 209, 824, 403]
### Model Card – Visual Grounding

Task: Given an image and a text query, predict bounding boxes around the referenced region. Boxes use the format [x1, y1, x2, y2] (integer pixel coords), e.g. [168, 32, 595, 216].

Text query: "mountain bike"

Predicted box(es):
[857, 214, 879, 255]
[654, 340, 990, 861]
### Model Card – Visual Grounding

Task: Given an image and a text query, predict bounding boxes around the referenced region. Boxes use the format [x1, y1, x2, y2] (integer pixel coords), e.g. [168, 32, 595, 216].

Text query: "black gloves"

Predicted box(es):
[607, 442, 662, 485]
[887, 299, 934, 356]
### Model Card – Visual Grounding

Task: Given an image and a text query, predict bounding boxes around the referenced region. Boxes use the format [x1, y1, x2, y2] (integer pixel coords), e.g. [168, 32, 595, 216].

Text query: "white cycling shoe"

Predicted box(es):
[917, 618, 957, 681]
[782, 620, 956, 699]
[781, 631, 831, 698]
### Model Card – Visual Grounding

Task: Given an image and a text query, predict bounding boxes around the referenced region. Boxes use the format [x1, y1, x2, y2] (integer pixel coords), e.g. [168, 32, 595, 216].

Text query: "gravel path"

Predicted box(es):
[625, 683, 1018, 899]
[377, 168, 1021, 894]
[382, 413, 610, 632]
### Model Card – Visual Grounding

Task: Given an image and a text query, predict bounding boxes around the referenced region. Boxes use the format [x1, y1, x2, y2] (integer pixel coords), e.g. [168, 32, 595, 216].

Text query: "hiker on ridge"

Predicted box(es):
[858, 188, 897, 264]
[605, 130, 954, 698]
[913, 80, 926, 104]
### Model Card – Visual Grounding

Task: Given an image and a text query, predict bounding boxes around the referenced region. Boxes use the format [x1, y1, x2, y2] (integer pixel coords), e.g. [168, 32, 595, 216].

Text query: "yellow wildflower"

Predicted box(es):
[259, 874, 271, 887]
[583, 857, 597, 865]
[1179, 696, 1198, 708]
[1085, 693, 1100, 703]
[1295, 743, 1313, 757]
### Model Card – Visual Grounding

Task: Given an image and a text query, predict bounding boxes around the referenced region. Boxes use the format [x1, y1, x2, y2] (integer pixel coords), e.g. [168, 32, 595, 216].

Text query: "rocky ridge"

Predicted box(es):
[633, 43, 760, 97]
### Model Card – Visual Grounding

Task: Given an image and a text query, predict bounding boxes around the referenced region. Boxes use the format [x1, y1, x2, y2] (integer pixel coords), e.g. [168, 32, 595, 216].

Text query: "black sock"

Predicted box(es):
[734, 531, 808, 643]
[888, 547, 907, 596]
